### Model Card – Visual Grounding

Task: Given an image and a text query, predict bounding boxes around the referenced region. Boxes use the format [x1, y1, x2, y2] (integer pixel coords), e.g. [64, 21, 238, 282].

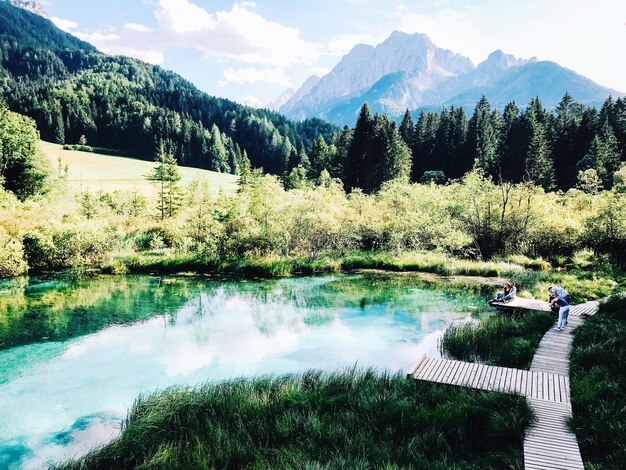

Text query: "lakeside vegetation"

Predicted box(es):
[440, 311, 554, 369]
[56, 369, 534, 470]
[570, 296, 626, 469]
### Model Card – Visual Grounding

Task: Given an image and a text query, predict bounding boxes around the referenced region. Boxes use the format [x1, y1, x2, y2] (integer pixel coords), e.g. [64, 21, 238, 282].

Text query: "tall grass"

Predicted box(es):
[57, 368, 533, 469]
[569, 296, 626, 469]
[440, 312, 555, 369]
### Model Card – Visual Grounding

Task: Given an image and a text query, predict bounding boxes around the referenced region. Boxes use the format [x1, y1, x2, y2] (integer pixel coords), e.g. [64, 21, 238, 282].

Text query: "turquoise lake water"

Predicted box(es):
[0, 273, 487, 469]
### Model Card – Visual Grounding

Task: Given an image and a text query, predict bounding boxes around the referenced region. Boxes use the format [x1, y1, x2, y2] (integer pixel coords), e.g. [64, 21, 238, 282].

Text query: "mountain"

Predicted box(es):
[282, 31, 623, 126]
[2, 0, 48, 18]
[281, 32, 474, 123]
[0, 2, 337, 176]
[279, 74, 321, 119]
[266, 87, 295, 111]
[438, 60, 619, 110]
[0, 1, 93, 51]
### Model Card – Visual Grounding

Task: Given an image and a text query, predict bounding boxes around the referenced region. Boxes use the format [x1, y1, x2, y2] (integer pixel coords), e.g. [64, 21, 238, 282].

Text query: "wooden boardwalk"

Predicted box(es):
[491, 297, 599, 317]
[409, 298, 601, 470]
[409, 356, 571, 403]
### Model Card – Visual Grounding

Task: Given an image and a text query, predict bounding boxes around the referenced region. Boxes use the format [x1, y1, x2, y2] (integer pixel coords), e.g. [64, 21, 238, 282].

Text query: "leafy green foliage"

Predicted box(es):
[441, 311, 555, 369]
[0, 101, 49, 199]
[56, 369, 534, 469]
[570, 296, 626, 469]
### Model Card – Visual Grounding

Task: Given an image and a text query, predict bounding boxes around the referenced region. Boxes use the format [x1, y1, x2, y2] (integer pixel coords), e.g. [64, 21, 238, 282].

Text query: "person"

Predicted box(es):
[549, 286, 570, 331]
[493, 281, 516, 303]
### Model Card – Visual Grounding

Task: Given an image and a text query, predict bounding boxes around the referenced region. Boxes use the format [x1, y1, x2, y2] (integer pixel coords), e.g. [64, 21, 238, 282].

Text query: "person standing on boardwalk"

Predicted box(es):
[549, 286, 571, 331]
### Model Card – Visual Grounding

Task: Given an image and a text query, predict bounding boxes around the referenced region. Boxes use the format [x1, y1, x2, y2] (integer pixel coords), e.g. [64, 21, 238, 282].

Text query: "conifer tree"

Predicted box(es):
[238, 149, 252, 187]
[344, 103, 374, 191]
[147, 143, 183, 219]
[525, 121, 554, 190]
[399, 109, 415, 150]
[208, 124, 228, 173]
[576, 120, 621, 188]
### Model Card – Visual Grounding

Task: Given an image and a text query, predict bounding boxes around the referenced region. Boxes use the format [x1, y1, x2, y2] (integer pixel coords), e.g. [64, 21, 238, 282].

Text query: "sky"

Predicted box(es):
[43, 0, 626, 108]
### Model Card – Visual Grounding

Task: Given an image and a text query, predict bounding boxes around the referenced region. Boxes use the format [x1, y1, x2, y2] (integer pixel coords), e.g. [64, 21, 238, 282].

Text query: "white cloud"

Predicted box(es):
[155, 0, 319, 67]
[220, 67, 291, 87]
[324, 33, 372, 57]
[74, 32, 120, 43]
[123, 23, 155, 33]
[393, 4, 490, 63]
[236, 95, 264, 108]
[51, 17, 78, 32]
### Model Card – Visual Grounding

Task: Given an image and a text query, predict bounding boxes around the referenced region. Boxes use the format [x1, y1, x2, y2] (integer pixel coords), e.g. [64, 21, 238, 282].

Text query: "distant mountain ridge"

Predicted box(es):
[280, 31, 623, 125]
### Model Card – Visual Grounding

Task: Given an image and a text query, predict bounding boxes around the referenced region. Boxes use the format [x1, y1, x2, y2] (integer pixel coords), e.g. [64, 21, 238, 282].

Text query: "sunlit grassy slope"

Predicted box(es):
[39, 141, 238, 195]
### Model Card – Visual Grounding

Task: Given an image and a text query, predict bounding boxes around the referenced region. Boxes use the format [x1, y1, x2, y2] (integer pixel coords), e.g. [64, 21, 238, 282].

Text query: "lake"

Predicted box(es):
[0, 272, 488, 469]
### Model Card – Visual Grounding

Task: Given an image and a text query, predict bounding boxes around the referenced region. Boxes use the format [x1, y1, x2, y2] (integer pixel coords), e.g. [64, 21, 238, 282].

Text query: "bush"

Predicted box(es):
[22, 232, 54, 269]
[133, 224, 182, 252]
[0, 229, 27, 276]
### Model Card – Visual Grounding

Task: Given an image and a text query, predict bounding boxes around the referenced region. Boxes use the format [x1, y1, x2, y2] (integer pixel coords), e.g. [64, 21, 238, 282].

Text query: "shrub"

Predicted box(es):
[0, 229, 27, 276]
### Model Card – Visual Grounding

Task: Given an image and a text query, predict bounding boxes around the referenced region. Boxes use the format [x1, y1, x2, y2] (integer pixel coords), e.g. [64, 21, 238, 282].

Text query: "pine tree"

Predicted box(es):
[525, 121, 554, 190]
[208, 124, 228, 173]
[466, 97, 502, 179]
[412, 111, 440, 181]
[147, 143, 183, 219]
[576, 120, 621, 188]
[399, 109, 415, 150]
[362, 115, 411, 193]
[552, 93, 584, 188]
[344, 103, 374, 191]
[309, 135, 329, 178]
[238, 149, 252, 187]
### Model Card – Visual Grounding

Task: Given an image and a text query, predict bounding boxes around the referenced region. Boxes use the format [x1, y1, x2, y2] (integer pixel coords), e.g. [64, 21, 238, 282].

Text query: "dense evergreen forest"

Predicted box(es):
[296, 95, 626, 193]
[0, 3, 337, 175]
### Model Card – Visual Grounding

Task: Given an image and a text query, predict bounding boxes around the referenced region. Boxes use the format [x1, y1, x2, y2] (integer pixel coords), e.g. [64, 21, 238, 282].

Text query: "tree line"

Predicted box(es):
[0, 38, 337, 176]
[290, 94, 626, 193]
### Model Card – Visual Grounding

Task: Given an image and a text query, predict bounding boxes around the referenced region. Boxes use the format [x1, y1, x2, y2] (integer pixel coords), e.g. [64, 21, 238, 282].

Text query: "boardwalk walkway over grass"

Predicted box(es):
[409, 297, 600, 470]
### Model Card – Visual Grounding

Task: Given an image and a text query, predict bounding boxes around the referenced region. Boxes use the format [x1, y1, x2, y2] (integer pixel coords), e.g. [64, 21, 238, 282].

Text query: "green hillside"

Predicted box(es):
[0, 2, 337, 177]
[40, 141, 238, 195]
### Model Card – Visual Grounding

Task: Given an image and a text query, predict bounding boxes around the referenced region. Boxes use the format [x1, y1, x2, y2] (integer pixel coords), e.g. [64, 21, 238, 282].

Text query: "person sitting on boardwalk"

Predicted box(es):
[549, 286, 571, 331]
[491, 281, 516, 303]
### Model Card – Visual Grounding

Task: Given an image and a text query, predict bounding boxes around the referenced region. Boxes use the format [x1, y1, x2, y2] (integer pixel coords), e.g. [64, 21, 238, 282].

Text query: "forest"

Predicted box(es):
[293, 94, 626, 194]
[0, 1, 337, 176]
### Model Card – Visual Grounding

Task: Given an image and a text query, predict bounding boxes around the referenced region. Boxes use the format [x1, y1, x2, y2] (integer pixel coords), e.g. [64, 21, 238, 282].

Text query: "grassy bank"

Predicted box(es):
[57, 369, 533, 470]
[569, 296, 626, 469]
[440, 312, 555, 369]
[104, 250, 529, 279]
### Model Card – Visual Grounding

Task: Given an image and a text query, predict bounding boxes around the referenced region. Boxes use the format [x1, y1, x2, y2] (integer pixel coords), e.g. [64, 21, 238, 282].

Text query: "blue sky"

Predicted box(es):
[45, 0, 626, 107]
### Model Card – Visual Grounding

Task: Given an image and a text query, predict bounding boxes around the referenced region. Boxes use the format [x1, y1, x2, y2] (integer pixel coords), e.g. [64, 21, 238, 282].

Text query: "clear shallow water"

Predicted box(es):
[0, 273, 487, 469]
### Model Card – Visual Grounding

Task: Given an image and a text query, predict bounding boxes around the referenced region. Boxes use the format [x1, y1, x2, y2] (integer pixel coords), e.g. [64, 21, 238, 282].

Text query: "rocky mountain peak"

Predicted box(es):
[3, 0, 48, 18]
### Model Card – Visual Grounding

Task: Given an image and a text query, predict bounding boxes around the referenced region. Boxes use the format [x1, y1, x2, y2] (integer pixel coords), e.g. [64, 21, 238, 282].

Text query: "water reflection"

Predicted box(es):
[0, 273, 487, 469]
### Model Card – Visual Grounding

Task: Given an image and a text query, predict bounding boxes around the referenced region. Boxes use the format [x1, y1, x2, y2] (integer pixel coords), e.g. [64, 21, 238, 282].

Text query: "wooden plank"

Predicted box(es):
[453, 362, 471, 385]
[419, 357, 437, 380]
[428, 359, 446, 382]
[407, 355, 428, 376]
[520, 370, 528, 396]
[441, 360, 460, 384]
[481, 365, 496, 391]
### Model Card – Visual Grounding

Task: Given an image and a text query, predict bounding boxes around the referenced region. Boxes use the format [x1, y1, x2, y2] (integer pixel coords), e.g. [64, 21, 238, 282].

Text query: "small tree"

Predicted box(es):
[147, 144, 182, 219]
[576, 168, 602, 195]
